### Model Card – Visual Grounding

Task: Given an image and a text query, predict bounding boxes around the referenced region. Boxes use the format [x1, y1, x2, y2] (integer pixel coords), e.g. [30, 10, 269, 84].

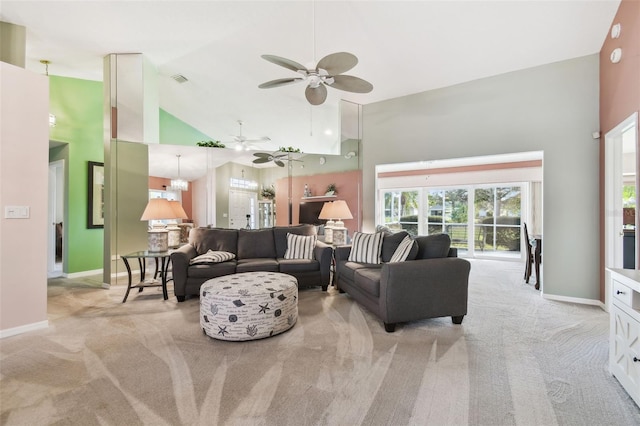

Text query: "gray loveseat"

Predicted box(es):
[334, 231, 470, 332]
[171, 224, 332, 302]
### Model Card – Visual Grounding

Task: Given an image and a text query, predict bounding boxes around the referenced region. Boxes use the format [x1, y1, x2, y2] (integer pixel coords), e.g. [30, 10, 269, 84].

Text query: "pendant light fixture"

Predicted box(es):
[169, 154, 188, 192]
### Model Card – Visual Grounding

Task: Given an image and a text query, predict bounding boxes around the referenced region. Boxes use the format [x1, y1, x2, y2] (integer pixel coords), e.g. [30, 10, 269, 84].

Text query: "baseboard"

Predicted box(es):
[0, 320, 49, 339]
[543, 293, 606, 310]
[65, 269, 102, 279]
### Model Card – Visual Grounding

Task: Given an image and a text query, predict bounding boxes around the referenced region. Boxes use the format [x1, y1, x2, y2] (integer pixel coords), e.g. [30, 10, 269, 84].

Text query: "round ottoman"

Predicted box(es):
[200, 272, 298, 341]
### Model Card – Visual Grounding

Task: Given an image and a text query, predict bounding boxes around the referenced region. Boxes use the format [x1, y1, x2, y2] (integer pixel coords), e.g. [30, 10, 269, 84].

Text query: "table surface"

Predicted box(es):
[122, 250, 173, 259]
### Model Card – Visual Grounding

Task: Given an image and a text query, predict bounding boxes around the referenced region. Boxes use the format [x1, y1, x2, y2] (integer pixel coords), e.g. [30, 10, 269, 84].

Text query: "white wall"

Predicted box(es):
[362, 55, 600, 301]
[0, 62, 49, 337]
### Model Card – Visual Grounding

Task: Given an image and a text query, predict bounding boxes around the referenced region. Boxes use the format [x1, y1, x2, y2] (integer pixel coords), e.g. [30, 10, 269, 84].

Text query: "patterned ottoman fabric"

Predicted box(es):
[200, 272, 298, 341]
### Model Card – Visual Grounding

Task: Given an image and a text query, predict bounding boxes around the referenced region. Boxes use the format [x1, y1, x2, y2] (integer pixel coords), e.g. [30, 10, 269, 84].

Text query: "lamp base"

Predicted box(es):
[148, 229, 169, 252]
[333, 227, 348, 245]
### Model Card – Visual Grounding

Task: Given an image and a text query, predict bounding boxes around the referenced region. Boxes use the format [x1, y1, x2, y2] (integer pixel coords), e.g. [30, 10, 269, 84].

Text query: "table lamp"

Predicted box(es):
[167, 200, 188, 248]
[318, 201, 337, 243]
[140, 198, 177, 252]
[330, 200, 353, 245]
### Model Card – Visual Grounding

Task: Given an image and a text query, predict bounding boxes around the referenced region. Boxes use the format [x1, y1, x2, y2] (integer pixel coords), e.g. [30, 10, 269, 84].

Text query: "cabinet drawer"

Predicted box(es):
[613, 280, 634, 307]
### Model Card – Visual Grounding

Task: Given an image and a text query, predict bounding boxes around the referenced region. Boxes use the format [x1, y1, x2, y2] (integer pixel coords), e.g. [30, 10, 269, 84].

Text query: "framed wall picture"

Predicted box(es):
[88, 161, 105, 228]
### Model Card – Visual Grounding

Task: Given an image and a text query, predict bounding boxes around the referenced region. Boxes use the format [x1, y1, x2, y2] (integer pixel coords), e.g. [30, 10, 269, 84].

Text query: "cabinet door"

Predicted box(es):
[611, 305, 640, 400]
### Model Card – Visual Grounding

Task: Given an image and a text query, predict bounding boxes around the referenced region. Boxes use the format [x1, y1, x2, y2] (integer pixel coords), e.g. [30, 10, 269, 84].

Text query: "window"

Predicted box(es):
[475, 187, 521, 253]
[380, 184, 523, 258]
[383, 190, 419, 235]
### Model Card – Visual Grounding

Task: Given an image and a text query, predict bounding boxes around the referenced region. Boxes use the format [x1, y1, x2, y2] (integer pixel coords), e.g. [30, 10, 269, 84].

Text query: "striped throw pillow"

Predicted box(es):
[190, 250, 235, 265]
[348, 232, 384, 264]
[389, 235, 414, 263]
[284, 233, 317, 260]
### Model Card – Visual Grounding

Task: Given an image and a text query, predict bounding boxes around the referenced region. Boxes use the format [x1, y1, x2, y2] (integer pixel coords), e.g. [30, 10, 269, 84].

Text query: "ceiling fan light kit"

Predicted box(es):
[258, 52, 373, 105]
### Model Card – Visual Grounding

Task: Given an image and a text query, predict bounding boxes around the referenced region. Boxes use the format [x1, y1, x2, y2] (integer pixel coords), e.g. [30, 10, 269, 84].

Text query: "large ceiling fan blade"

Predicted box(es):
[252, 157, 272, 164]
[253, 152, 271, 159]
[328, 75, 373, 93]
[261, 55, 307, 73]
[259, 78, 304, 89]
[317, 52, 358, 75]
[305, 84, 328, 105]
[274, 160, 285, 167]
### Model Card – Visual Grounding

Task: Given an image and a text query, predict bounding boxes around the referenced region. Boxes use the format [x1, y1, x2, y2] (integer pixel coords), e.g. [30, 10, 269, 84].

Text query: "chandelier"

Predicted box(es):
[169, 155, 188, 192]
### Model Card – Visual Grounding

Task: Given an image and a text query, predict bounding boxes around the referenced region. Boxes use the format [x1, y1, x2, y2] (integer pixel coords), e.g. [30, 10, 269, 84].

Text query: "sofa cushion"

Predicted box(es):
[278, 258, 320, 273]
[190, 228, 238, 255]
[381, 231, 410, 262]
[389, 235, 415, 263]
[237, 229, 276, 259]
[190, 250, 235, 265]
[188, 261, 237, 278]
[354, 268, 382, 298]
[338, 261, 381, 283]
[236, 258, 279, 273]
[415, 233, 451, 259]
[284, 233, 317, 260]
[274, 224, 316, 258]
[348, 232, 384, 264]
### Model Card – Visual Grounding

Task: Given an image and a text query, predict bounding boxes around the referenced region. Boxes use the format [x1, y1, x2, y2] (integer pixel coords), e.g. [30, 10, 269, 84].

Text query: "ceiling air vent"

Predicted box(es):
[171, 74, 188, 84]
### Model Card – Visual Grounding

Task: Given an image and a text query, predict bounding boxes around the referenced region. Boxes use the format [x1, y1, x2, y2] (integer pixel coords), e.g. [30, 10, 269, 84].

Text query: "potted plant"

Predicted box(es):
[196, 140, 226, 148]
[261, 186, 275, 200]
[325, 183, 337, 196]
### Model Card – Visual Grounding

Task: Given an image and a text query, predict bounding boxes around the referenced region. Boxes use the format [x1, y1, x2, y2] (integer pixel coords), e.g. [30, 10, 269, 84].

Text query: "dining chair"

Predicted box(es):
[523, 222, 534, 283]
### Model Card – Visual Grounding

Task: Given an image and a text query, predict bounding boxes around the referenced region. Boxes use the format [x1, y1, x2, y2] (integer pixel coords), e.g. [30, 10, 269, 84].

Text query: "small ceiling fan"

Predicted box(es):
[252, 151, 302, 167]
[258, 52, 373, 105]
[226, 120, 271, 151]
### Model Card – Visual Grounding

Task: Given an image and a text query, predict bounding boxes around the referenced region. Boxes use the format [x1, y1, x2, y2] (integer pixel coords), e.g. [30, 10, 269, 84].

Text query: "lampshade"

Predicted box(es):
[140, 198, 177, 221]
[331, 200, 353, 220]
[168, 200, 188, 219]
[318, 201, 336, 220]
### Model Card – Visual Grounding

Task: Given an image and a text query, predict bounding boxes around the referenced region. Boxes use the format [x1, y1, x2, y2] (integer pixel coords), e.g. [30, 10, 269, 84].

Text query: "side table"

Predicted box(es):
[121, 251, 172, 303]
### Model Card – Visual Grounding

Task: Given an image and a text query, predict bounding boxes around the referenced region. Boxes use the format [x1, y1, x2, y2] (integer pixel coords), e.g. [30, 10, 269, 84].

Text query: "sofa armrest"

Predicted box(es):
[170, 244, 197, 298]
[379, 257, 470, 324]
[314, 240, 333, 287]
[334, 245, 352, 262]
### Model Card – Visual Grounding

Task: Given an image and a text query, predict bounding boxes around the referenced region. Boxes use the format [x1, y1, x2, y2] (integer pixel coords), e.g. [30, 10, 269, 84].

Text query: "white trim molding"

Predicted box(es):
[543, 293, 606, 310]
[0, 320, 49, 339]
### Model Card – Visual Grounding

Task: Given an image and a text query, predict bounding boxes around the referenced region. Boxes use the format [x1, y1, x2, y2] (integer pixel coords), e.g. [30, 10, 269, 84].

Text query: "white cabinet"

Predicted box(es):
[609, 268, 640, 407]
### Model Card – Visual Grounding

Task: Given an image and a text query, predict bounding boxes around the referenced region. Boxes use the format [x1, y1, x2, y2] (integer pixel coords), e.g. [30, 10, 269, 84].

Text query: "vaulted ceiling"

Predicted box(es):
[2, 0, 621, 172]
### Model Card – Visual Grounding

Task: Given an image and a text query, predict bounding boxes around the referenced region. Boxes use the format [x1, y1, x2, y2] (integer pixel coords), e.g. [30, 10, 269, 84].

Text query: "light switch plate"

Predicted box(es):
[4, 206, 30, 219]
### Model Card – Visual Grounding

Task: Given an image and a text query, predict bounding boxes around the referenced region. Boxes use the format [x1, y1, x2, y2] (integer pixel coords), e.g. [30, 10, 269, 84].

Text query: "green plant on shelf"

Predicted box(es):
[261, 186, 275, 200]
[326, 183, 337, 195]
[278, 146, 301, 153]
[197, 140, 226, 148]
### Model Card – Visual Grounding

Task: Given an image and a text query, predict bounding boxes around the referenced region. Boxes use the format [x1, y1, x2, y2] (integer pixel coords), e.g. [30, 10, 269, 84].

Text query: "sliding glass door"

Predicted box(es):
[380, 184, 523, 259]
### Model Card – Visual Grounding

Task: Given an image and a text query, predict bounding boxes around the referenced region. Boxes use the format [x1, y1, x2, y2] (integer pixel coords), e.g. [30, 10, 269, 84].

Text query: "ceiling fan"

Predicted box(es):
[252, 151, 302, 167]
[226, 120, 271, 151]
[258, 52, 373, 105]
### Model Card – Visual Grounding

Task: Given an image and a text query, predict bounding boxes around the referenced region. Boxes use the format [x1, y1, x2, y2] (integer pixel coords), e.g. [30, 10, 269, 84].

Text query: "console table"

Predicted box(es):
[608, 268, 640, 407]
[121, 251, 171, 303]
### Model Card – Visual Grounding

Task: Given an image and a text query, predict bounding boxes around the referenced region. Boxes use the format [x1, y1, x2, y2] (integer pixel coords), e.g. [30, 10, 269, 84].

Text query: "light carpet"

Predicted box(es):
[1, 260, 639, 425]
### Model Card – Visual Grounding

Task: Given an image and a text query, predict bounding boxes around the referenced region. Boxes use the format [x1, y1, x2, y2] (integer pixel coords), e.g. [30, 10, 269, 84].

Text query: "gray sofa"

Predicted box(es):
[171, 224, 332, 302]
[334, 231, 470, 332]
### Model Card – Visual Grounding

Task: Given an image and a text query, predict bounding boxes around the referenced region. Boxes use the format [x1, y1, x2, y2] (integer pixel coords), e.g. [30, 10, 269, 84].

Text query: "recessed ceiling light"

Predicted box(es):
[610, 48, 622, 64]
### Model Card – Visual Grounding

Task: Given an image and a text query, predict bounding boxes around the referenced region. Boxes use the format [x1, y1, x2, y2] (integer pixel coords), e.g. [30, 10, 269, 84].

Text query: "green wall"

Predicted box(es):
[48, 78, 214, 274]
[49, 76, 104, 274]
[159, 108, 214, 145]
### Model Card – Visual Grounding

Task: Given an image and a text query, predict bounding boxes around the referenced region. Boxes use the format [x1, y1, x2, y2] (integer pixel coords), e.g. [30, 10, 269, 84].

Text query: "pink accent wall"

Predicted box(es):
[1, 63, 49, 336]
[149, 176, 193, 219]
[599, 0, 640, 301]
[275, 170, 362, 237]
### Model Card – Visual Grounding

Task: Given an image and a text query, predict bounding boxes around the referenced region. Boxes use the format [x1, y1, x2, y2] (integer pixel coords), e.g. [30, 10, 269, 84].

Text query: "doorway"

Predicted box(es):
[48, 159, 65, 278]
[605, 112, 638, 308]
